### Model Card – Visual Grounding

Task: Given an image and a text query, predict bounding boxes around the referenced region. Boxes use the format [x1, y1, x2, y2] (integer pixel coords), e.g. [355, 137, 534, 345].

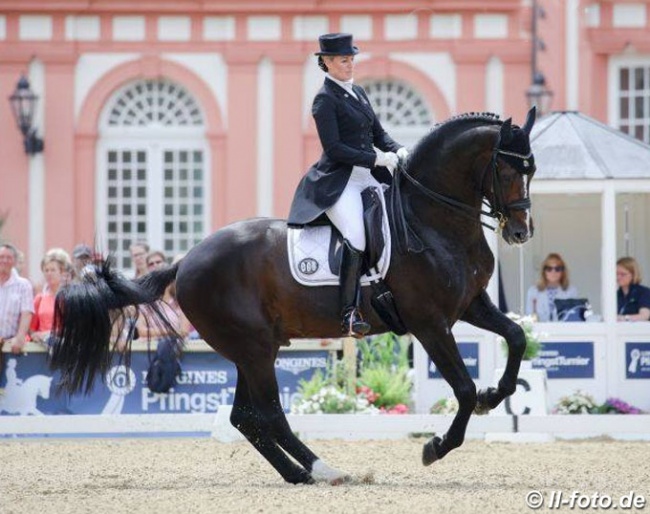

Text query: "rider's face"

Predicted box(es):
[325, 55, 355, 82]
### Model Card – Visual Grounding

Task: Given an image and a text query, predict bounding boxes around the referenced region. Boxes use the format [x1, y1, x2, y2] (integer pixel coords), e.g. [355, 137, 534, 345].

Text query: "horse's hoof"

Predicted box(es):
[312, 459, 350, 485]
[286, 469, 315, 485]
[422, 437, 442, 466]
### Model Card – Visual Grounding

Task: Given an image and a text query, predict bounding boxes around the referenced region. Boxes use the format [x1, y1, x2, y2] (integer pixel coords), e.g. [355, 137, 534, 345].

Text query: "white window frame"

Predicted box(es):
[96, 79, 211, 272]
[359, 78, 434, 148]
[608, 54, 650, 143]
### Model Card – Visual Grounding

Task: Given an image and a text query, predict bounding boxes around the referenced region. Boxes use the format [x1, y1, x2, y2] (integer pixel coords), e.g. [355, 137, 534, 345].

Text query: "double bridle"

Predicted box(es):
[390, 134, 533, 254]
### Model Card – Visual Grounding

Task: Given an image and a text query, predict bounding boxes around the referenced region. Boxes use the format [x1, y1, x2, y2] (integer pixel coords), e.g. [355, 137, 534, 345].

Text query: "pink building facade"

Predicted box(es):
[0, 0, 648, 279]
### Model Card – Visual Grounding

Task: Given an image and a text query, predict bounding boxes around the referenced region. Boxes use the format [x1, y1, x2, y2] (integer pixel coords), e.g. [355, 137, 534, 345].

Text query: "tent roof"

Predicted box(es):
[530, 111, 650, 180]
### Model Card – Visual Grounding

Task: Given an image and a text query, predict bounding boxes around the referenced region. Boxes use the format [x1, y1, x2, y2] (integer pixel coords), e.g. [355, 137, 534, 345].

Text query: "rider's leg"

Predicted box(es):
[326, 170, 372, 338]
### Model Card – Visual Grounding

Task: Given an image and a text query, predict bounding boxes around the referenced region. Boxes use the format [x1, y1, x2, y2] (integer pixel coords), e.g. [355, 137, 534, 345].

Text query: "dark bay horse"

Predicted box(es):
[50, 108, 537, 485]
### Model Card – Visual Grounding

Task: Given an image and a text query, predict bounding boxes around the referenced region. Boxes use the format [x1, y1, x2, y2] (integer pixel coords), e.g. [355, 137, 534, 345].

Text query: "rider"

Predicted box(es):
[287, 33, 407, 338]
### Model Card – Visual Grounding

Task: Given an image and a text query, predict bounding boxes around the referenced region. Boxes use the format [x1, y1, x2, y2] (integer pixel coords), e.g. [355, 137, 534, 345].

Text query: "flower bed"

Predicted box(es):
[290, 333, 413, 415]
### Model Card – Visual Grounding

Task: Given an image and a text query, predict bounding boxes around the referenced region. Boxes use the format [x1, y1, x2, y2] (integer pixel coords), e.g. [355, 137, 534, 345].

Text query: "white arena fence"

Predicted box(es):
[1, 330, 649, 440]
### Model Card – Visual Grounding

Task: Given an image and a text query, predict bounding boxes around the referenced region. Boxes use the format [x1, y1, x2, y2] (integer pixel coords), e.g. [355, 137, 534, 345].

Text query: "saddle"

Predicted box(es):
[287, 186, 407, 334]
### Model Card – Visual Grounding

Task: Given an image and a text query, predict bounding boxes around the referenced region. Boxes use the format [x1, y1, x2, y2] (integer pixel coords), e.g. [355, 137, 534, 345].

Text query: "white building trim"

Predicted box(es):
[247, 16, 281, 41]
[19, 15, 52, 41]
[28, 59, 45, 280]
[612, 3, 646, 28]
[384, 14, 418, 41]
[474, 14, 508, 39]
[65, 15, 100, 41]
[430, 14, 462, 39]
[74, 53, 140, 121]
[565, 0, 579, 111]
[163, 53, 228, 128]
[203, 16, 235, 41]
[257, 58, 273, 217]
[340, 15, 372, 40]
[390, 52, 456, 113]
[485, 56, 504, 116]
[292, 16, 328, 41]
[112, 16, 146, 41]
[157, 16, 191, 42]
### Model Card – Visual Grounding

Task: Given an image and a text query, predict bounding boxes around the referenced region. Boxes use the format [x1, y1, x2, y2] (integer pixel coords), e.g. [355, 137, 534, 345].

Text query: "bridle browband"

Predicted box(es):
[390, 132, 533, 254]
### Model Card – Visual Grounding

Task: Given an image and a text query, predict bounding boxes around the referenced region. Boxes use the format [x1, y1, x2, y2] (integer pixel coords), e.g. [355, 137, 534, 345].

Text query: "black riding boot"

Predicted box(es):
[339, 240, 371, 338]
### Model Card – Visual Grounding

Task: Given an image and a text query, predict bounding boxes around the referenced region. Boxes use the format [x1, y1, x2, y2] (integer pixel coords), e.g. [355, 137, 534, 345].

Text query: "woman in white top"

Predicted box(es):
[526, 253, 578, 322]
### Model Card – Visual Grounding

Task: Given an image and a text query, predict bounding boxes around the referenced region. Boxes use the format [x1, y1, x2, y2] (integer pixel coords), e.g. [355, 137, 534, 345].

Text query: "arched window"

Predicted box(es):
[98, 79, 210, 273]
[358, 79, 433, 147]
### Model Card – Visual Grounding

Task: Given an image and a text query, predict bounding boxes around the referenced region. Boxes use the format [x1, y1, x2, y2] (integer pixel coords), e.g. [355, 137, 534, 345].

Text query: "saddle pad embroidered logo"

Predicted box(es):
[287, 188, 391, 287]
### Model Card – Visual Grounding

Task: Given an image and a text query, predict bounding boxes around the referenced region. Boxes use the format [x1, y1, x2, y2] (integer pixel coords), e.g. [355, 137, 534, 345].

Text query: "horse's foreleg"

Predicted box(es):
[461, 290, 526, 413]
[230, 366, 313, 485]
[416, 327, 476, 466]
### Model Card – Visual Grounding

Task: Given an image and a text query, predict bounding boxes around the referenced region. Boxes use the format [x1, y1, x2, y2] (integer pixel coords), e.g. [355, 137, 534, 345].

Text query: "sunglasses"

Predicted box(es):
[544, 265, 565, 273]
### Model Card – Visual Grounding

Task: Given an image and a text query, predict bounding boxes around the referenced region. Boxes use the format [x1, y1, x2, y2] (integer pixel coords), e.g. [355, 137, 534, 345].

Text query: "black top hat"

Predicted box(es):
[314, 33, 359, 56]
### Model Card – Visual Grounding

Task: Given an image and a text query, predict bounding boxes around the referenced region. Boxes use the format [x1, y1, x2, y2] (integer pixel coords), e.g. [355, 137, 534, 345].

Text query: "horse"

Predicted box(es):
[49, 107, 537, 485]
[0, 375, 53, 415]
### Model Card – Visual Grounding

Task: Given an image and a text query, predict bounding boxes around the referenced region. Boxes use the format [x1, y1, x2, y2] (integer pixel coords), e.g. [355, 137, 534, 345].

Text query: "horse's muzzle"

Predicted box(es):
[502, 214, 534, 245]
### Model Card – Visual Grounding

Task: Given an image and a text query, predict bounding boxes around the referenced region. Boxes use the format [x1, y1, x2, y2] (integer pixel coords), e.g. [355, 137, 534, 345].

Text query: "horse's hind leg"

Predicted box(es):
[415, 326, 477, 466]
[236, 360, 350, 484]
[230, 365, 313, 484]
[461, 290, 526, 413]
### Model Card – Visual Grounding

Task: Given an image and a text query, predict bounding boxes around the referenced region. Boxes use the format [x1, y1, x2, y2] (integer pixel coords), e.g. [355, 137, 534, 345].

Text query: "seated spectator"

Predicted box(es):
[29, 248, 72, 346]
[526, 252, 578, 322]
[616, 256, 650, 322]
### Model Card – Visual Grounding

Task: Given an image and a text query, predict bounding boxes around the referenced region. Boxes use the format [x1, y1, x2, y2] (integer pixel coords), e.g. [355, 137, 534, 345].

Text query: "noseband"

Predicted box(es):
[391, 132, 532, 253]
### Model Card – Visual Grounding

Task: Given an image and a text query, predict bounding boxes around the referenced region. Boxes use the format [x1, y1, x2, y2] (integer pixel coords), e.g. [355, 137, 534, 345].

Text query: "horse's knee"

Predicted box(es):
[504, 324, 526, 357]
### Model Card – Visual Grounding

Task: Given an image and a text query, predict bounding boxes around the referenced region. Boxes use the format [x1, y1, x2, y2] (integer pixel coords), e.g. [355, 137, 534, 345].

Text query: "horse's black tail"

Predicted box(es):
[48, 258, 180, 395]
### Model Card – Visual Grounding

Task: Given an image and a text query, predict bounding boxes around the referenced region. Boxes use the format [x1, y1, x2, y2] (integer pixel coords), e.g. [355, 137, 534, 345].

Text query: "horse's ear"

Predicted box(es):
[500, 118, 513, 144]
[522, 106, 536, 136]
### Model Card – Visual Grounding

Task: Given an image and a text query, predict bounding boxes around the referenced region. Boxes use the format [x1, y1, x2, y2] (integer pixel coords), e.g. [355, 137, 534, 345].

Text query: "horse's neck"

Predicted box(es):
[399, 127, 497, 246]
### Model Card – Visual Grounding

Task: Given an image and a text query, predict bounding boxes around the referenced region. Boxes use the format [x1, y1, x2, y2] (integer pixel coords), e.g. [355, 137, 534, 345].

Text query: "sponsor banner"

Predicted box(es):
[0, 350, 329, 416]
[428, 342, 479, 379]
[532, 342, 594, 379]
[625, 342, 650, 379]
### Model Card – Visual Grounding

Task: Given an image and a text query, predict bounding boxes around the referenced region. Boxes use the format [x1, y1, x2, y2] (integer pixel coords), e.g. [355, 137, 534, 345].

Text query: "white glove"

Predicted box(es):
[396, 147, 409, 161]
[374, 150, 399, 174]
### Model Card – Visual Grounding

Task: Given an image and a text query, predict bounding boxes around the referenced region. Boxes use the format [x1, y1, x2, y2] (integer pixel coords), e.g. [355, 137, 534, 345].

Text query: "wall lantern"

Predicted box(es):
[8, 75, 44, 155]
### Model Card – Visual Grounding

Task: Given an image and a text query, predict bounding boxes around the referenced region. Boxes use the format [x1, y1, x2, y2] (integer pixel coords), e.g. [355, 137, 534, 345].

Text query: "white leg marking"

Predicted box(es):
[312, 459, 350, 485]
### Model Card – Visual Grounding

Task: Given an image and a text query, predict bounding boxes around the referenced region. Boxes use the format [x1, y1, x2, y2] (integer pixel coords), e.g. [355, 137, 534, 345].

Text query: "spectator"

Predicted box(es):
[136, 250, 190, 339]
[616, 256, 650, 322]
[29, 248, 72, 346]
[129, 241, 150, 279]
[71, 243, 93, 281]
[526, 252, 578, 322]
[0, 243, 34, 357]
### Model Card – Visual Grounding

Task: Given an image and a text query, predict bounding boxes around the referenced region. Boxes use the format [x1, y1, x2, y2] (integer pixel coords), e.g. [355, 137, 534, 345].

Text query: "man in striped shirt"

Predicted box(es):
[0, 244, 34, 359]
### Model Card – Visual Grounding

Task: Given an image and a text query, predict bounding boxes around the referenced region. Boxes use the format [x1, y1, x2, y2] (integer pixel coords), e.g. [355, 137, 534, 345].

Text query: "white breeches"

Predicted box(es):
[326, 166, 381, 252]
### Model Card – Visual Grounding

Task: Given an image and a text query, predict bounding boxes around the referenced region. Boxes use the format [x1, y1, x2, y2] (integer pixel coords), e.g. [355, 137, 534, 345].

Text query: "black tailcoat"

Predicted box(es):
[287, 78, 401, 226]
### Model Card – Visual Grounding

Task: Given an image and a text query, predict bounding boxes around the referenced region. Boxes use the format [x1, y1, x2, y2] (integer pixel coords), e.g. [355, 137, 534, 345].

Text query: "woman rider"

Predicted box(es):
[287, 33, 407, 338]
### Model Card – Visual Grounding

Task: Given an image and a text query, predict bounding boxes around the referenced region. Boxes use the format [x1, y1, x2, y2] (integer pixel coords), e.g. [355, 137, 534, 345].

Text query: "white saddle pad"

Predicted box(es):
[287, 187, 391, 287]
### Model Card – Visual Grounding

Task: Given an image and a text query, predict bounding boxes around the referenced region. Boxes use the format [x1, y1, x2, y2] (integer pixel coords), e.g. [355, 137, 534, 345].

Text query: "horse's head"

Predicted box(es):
[486, 107, 536, 245]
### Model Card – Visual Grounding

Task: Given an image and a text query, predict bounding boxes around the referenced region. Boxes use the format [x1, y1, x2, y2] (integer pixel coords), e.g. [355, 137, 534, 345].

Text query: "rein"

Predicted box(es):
[390, 135, 532, 254]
